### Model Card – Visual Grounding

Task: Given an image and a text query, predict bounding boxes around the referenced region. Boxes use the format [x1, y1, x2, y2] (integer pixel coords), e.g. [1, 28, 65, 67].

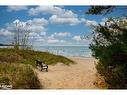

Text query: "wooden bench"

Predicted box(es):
[35, 60, 48, 72]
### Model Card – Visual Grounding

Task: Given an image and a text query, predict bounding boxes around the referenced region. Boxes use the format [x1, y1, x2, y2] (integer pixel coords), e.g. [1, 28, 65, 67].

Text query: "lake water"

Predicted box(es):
[33, 46, 92, 57]
[0, 45, 92, 57]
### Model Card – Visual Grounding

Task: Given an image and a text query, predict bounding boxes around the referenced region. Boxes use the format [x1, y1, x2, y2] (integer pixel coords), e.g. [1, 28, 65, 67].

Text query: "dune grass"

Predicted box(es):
[0, 48, 75, 66]
[0, 48, 75, 89]
[0, 63, 41, 89]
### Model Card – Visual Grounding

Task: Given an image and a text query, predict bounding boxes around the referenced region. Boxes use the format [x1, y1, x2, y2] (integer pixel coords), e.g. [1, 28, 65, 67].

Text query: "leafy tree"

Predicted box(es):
[86, 6, 127, 88]
[86, 6, 116, 15]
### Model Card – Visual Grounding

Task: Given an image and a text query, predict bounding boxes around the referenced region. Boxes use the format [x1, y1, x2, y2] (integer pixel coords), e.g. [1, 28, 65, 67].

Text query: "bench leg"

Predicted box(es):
[41, 66, 43, 71]
[46, 68, 48, 72]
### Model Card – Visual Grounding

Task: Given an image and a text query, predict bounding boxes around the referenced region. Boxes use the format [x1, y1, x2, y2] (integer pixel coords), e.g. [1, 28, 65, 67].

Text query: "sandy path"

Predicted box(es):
[34, 57, 97, 89]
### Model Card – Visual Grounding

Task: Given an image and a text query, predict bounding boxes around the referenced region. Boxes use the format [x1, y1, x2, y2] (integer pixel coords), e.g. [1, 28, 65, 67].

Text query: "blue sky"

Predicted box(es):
[0, 6, 125, 46]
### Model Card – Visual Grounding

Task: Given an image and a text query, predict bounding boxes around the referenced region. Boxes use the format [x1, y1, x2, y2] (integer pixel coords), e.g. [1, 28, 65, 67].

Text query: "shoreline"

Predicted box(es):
[68, 56, 95, 61]
[68, 56, 94, 59]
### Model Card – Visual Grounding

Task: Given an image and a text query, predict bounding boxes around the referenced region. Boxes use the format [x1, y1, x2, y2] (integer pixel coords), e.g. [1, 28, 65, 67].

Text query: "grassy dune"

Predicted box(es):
[0, 63, 41, 89]
[0, 48, 75, 66]
[0, 48, 75, 89]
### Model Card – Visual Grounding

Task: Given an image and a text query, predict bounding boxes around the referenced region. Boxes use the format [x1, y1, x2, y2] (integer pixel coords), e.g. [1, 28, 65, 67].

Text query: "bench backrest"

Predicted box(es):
[35, 60, 48, 67]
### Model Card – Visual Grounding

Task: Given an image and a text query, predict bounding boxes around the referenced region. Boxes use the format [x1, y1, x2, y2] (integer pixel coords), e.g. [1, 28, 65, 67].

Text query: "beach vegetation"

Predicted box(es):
[12, 20, 32, 50]
[0, 48, 75, 66]
[86, 6, 127, 88]
[0, 63, 41, 89]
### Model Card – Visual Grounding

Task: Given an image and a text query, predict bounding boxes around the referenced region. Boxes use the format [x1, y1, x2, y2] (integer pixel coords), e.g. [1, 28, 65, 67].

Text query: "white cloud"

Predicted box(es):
[27, 18, 48, 33]
[44, 32, 70, 44]
[100, 18, 108, 26]
[47, 39, 59, 43]
[72, 36, 82, 41]
[53, 32, 70, 37]
[85, 20, 98, 26]
[7, 6, 28, 12]
[30, 32, 66, 45]
[81, 18, 98, 27]
[28, 6, 81, 26]
[47, 39, 66, 44]
[46, 33, 67, 44]
[59, 40, 66, 43]
[0, 29, 13, 36]
[49, 16, 98, 26]
[1, 18, 48, 45]
[29, 32, 39, 37]
[28, 6, 63, 16]
[36, 38, 45, 42]
[28, 6, 98, 27]
[49, 15, 80, 25]
[61, 10, 77, 18]
[28, 6, 76, 18]
[7, 18, 48, 35]
[27, 18, 48, 26]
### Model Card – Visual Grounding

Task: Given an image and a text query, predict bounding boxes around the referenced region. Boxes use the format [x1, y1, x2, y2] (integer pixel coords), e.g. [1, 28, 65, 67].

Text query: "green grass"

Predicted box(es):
[0, 48, 75, 66]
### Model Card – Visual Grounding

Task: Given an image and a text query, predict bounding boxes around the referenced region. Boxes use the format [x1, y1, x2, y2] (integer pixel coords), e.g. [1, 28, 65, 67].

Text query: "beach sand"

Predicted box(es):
[34, 57, 97, 89]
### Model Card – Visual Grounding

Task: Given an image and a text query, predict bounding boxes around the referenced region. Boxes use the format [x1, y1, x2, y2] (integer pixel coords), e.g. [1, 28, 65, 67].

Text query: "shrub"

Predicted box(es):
[90, 18, 127, 88]
[104, 65, 127, 88]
